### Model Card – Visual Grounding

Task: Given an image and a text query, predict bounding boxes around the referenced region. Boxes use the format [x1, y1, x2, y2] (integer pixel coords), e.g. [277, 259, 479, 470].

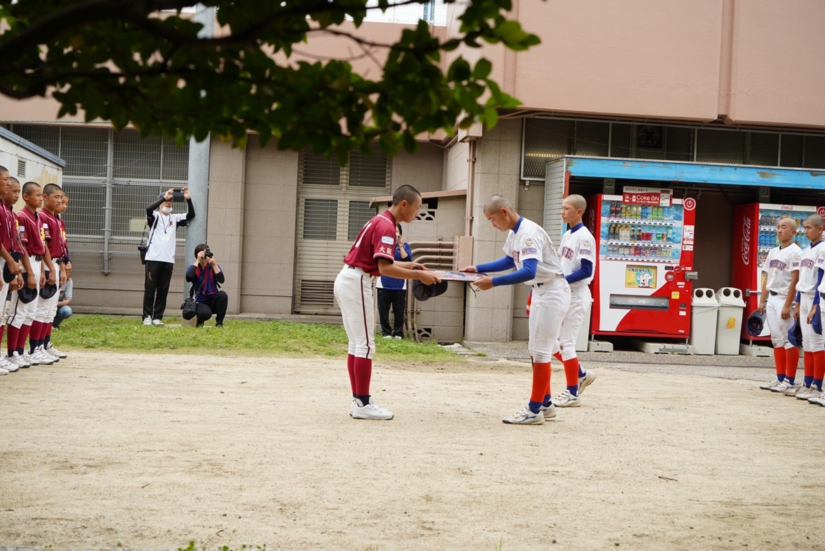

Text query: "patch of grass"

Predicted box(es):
[54, 315, 460, 362]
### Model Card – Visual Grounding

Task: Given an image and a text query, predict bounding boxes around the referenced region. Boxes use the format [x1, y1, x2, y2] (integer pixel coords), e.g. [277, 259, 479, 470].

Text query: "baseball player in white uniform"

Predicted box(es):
[790, 214, 824, 399]
[804, 216, 825, 405]
[550, 195, 597, 407]
[334, 184, 440, 421]
[758, 217, 801, 391]
[463, 194, 571, 425]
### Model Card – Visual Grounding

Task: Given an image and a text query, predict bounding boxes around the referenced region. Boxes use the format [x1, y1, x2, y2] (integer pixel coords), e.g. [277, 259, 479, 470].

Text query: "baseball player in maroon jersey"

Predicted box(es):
[334, 184, 441, 420]
[32, 184, 69, 361]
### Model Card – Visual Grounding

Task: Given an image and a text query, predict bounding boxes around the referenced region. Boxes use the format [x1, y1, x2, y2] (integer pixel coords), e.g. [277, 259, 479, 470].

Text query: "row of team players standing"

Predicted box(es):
[334, 184, 595, 424]
[760, 214, 825, 406]
[0, 167, 69, 375]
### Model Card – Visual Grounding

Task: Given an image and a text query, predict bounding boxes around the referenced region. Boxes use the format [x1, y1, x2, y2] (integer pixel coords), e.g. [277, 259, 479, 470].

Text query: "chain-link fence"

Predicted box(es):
[9, 124, 190, 279]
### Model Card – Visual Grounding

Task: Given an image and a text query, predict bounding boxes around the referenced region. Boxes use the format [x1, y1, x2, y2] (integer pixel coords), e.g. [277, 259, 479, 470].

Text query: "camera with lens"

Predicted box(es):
[204, 246, 213, 259]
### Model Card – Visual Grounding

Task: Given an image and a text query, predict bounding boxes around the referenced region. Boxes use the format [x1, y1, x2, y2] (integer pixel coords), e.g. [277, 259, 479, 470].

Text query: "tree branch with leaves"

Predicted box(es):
[0, 0, 540, 162]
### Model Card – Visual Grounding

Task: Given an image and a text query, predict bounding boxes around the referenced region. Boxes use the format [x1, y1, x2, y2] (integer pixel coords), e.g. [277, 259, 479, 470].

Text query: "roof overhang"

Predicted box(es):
[552, 156, 825, 190]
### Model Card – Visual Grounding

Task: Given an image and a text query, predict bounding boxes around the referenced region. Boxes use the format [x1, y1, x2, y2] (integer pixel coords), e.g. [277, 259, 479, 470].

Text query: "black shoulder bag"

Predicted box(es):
[138, 215, 158, 265]
[181, 269, 204, 320]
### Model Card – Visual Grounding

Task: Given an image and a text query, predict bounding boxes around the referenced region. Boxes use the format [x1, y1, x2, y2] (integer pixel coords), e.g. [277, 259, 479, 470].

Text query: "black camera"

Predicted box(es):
[171, 188, 185, 201]
[204, 246, 213, 259]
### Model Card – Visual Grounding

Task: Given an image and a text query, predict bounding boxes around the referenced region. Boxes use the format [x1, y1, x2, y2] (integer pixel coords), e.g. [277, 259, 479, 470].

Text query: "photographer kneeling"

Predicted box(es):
[185, 244, 227, 328]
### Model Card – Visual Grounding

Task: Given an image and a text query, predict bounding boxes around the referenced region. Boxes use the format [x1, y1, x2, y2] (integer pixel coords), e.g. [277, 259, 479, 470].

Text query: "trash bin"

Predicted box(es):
[715, 287, 746, 355]
[690, 288, 719, 355]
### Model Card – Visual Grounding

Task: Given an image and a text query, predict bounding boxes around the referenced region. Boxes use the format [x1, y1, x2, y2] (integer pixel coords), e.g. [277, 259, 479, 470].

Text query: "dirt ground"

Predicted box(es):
[1, 351, 824, 551]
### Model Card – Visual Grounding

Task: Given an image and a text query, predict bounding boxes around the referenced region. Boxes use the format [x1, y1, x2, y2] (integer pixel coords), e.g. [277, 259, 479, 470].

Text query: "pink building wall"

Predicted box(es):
[0, 1, 823, 130]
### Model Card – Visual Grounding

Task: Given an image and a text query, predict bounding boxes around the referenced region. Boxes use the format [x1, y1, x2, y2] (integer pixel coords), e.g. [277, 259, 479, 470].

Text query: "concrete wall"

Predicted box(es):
[407, 195, 466, 343]
[239, 137, 299, 314]
[205, 139, 246, 315]
[464, 119, 522, 341]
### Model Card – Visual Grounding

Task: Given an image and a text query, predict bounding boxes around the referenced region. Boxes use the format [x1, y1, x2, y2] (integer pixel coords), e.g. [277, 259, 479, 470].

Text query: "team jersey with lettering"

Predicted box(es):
[16, 208, 45, 257]
[343, 210, 397, 277]
[794, 243, 822, 294]
[502, 217, 564, 286]
[764, 243, 801, 295]
[559, 225, 596, 287]
[39, 209, 68, 260]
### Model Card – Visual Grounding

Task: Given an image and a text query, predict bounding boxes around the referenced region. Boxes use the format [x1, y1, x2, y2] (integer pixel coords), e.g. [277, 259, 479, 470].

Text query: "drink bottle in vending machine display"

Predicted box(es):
[585, 192, 697, 339]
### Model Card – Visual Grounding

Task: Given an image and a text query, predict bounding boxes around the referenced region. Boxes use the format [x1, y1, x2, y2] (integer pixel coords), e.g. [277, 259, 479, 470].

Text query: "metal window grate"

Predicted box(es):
[11, 124, 60, 156]
[61, 126, 109, 177]
[62, 182, 106, 238]
[748, 132, 779, 166]
[162, 136, 190, 181]
[301, 152, 341, 186]
[522, 117, 825, 180]
[348, 145, 391, 187]
[17, 159, 25, 178]
[522, 119, 574, 179]
[302, 199, 339, 240]
[574, 121, 609, 157]
[696, 129, 745, 164]
[298, 280, 336, 307]
[803, 136, 825, 169]
[347, 201, 376, 241]
[113, 130, 162, 180]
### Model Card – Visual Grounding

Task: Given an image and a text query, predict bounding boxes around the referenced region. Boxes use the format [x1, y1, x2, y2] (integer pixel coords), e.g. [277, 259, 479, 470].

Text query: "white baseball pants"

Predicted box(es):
[334, 265, 376, 360]
[552, 283, 590, 361]
[9, 259, 40, 329]
[766, 292, 794, 349]
[799, 292, 825, 352]
[35, 267, 60, 324]
[528, 277, 571, 363]
[0, 258, 9, 327]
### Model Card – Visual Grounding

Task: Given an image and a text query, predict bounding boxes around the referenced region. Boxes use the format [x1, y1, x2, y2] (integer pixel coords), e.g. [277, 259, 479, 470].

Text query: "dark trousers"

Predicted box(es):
[195, 291, 228, 325]
[143, 261, 174, 320]
[377, 288, 406, 337]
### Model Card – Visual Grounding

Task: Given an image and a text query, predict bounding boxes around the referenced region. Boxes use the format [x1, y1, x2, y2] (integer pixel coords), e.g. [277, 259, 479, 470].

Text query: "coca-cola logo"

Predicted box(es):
[742, 216, 751, 266]
[818, 206, 825, 218]
[684, 198, 696, 211]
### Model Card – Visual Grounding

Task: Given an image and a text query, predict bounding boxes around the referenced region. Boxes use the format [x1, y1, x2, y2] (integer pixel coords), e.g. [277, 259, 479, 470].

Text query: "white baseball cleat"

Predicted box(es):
[0, 367, 7, 375]
[807, 391, 825, 406]
[45, 345, 67, 359]
[8, 352, 30, 368]
[578, 369, 596, 395]
[759, 378, 783, 391]
[351, 398, 394, 420]
[796, 386, 818, 400]
[540, 403, 557, 419]
[23, 352, 39, 366]
[143, 316, 152, 326]
[554, 389, 582, 407]
[0, 358, 18, 373]
[152, 319, 164, 326]
[783, 383, 803, 396]
[33, 348, 54, 365]
[772, 380, 793, 393]
[502, 407, 544, 425]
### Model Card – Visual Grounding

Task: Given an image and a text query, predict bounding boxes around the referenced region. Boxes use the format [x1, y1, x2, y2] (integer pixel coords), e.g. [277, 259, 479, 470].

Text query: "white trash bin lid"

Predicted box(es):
[716, 287, 746, 307]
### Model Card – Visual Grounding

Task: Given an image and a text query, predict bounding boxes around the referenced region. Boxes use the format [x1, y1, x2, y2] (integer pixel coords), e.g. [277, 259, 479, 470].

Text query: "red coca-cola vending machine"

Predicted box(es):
[731, 202, 822, 341]
[585, 188, 697, 338]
